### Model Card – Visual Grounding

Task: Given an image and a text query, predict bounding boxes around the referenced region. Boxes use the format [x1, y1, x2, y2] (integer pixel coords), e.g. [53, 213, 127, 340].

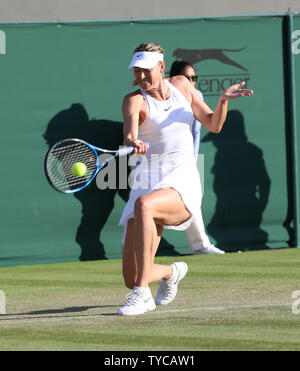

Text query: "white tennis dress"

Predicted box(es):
[119, 79, 202, 231]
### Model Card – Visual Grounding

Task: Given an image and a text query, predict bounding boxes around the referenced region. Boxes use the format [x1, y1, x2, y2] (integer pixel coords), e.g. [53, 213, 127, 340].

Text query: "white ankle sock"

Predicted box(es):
[133, 286, 151, 296]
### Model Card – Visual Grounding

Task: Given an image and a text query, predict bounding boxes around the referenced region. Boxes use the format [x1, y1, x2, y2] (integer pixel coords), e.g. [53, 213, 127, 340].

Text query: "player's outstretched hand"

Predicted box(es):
[221, 81, 254, 101]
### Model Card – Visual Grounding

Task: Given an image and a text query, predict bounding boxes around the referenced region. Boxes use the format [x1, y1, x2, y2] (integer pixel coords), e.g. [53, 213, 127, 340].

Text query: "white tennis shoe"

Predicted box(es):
[116, 286, 156, 316]
[155, 262, 188, 306]
[194, 245, 225, 255]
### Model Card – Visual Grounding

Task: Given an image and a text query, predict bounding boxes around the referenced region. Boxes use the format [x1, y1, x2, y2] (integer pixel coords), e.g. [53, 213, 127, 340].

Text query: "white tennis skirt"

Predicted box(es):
[119, 152, 202, 231]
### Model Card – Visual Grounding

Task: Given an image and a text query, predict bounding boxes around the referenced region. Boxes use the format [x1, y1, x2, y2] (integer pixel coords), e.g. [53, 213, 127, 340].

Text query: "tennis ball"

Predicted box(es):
[71, 162, 87, 177]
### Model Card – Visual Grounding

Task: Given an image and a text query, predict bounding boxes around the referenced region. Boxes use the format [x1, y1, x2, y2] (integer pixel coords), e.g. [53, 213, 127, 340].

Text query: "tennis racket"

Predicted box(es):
[44, 138, 148, 194]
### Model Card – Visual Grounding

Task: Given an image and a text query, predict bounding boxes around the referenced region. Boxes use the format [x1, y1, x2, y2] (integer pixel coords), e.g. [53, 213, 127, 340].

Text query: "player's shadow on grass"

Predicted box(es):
[1, 305, 120, 319]
[43, 103, 179, 261]
[202, 110, 271, 252]
[26, 305, 119, 315]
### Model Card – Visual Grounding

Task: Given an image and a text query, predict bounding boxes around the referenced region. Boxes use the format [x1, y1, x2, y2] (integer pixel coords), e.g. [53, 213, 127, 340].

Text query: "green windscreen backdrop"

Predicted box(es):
[0, 15, 299, 267]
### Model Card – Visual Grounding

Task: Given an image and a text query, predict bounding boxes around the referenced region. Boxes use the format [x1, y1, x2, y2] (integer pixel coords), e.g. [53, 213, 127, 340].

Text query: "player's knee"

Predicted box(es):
[134, 195, 151, 216]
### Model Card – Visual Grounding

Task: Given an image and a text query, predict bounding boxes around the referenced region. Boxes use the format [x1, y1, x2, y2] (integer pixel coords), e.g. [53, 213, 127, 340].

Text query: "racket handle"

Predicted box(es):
[118, 142, 149, 157]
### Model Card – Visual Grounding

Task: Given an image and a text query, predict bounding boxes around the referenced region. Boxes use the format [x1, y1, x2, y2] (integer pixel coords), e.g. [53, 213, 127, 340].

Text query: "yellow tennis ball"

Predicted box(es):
[71, 162, 87, 177]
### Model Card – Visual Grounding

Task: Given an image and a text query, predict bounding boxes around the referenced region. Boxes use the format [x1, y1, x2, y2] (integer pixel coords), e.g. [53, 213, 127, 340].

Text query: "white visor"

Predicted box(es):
[128, 51, 164, 69]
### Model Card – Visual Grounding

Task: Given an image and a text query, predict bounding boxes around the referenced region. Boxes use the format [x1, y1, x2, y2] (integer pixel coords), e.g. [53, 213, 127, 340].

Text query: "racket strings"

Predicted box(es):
[46, 140, 97, 192]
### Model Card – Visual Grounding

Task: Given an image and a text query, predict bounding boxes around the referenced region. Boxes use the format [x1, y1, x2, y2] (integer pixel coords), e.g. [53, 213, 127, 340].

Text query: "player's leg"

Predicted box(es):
[122, 218, 171, 289]
[117, 188, 189, 315]
[133, 187, 190, 288]
[118, 218, 170, 315]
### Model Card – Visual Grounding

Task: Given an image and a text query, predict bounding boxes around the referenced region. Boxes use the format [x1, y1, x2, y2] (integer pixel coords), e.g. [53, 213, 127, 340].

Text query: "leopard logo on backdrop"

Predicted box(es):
[173, 47, 250, 97]
[0, 30, 6, 55]
[173, 47, 248, 71]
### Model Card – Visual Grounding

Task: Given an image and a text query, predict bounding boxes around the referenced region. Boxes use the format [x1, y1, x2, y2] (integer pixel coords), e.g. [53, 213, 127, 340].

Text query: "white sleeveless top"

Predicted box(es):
[119, 79, 202, 230]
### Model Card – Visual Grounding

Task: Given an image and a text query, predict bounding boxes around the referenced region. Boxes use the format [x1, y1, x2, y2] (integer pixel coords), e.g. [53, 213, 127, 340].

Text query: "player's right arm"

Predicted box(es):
[122, 91, 148, 155]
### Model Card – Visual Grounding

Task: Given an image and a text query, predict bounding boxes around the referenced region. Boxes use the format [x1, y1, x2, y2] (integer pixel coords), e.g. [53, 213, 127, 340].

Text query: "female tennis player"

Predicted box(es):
[117, 43, 253, 315]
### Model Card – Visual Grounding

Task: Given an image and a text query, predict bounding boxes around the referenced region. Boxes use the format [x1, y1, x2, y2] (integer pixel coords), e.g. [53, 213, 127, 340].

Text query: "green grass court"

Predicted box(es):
[0, 248, 299, 351]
